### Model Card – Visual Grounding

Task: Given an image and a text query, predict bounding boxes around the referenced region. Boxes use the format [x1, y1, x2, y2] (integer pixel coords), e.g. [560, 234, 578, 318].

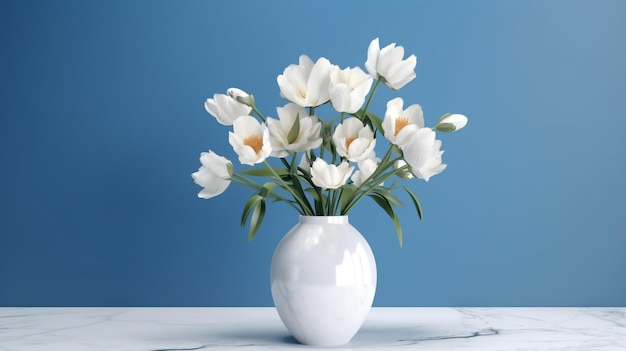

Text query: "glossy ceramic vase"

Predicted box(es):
[270, 216, 377, 346]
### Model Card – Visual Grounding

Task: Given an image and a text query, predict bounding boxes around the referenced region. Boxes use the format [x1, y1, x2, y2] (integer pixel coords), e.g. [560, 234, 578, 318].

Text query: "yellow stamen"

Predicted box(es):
[243, 135, 264, 153]
[345, 136, 357, 149]
[395, 118, 410, 136]
[299, 91, 307, 99]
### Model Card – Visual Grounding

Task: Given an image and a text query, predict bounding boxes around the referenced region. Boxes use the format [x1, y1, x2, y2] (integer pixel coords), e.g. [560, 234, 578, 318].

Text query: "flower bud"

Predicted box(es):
[227, 88, 255, 107]
[435, 113, 467, 132]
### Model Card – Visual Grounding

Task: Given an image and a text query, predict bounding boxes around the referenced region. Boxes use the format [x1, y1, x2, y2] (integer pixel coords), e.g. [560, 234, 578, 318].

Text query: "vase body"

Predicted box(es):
[270, 216, 377, 346]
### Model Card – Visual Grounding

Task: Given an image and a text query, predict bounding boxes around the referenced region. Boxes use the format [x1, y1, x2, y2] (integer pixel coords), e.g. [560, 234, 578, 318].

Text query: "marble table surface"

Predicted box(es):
[1, 307, 625, 350]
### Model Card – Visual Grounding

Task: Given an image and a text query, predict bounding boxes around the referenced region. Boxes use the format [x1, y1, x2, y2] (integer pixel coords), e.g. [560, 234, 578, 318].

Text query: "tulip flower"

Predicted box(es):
[192, 150, 233, 199]
[277, 55, 332, 107]
[228, 116, 272, 165]
[329, 65, 373, 113]
[266, 103, 323, 158]
[365, 38, 417, 90]
[400, 128, 447, 181]
[332, 117, 376, 162]
[435, 113, 468, 132]
[311, 159, 354, 190]
[351, 158, 380, 187]
[204, 88, 252, 126]
[382, 97, 424, 147]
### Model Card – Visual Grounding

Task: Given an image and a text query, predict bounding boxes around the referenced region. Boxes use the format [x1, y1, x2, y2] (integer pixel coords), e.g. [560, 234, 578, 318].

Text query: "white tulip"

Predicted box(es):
[310, 159, 354, 190]
[228, 116, 272, 166]
[365, 38, 417, 90]
[436, 113, 468, 132]
[361, 149, 381, 164]
[266, 103, 323, 158]
[382, 97, 424, 147]
[277, 55, 332, 107]
[191, 150, 233, 199]
[351, 158, 380, 187]
[332, 117, 376, 162]
[204, 88, 252, 126]
[329, 65, 373, 113]
[400, 128, 447, 182]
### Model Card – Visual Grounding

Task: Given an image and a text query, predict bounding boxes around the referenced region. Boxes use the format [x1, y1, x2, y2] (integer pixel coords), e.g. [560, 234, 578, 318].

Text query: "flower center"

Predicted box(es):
[299, 91, 307, 99]
[345, 136, 357, 149]
[395, 117, 410, 136]
[243, 135, 264, 153]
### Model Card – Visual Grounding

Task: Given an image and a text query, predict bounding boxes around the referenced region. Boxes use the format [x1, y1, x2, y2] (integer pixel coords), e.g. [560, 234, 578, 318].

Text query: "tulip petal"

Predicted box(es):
[365, 38, 380, 78]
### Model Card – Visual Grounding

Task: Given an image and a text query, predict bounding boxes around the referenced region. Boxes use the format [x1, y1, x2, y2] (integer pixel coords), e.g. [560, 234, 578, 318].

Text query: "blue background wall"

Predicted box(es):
[1, 0, 625, 307]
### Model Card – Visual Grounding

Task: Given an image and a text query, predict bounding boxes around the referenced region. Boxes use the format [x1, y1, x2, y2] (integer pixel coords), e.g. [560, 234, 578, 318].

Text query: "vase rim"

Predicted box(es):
[299, 215, 349, 224]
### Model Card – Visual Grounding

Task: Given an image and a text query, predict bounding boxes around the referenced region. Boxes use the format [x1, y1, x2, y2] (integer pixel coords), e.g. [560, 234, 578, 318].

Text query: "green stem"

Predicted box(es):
[362, 78, 383, 118]
[263, 160, 314, 215]
[296, 166, 325, 216]
[341, 159, 406, 215]
[289, 152, 298, 173]
[251, 105, 266, 122]
[287, 152, 315, 215]
[230, 172, 259, 187]
[230, 175, 302, 213]
[330, 188, 340, 215]
[326, 189, 332, 215]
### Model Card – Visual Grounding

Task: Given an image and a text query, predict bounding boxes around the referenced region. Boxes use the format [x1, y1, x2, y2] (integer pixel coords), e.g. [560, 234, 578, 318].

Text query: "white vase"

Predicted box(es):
[270, 216, 377, 346]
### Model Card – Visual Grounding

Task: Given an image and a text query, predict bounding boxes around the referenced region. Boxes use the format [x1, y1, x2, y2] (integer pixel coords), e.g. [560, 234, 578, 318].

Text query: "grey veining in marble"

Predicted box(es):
[0, 307, 625, 350]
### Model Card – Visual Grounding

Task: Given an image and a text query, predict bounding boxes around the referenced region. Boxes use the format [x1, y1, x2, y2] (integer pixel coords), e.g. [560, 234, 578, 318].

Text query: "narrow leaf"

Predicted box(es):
[290, 173, 314, 215]
[368, 194, 403, 247]
[287, 113, 300, 144]
[353, 109, 367, 124]
[403, 186, 423, 220]
[372, 188, 404, 207]
[366, 111, 384, 133]
[248, 199, 266, 241]
[242, 167, 288, 177]
[305, 188, 324, 215]
[241, 194, 263, 227]
[259, 182, 277, 198]
[339, 184, 357, 213]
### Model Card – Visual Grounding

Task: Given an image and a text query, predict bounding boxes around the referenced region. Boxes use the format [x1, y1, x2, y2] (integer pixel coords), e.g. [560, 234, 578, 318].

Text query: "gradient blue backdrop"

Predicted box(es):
[1, 0, 625, 307]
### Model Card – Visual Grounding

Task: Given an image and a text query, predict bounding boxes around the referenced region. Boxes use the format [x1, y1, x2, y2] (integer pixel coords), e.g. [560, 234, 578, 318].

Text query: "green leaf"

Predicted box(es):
[368, 193, 403, 247]
[339, 184, 357, 213]
[241, 194, 263, 227]
[290, 173, 314, 214]
[372, 188, 404, 207]
[241, 167, 288, 177]
[248, 198, 266, 241]
[259, 182, 277, 198]
[366, 111, 384, 133]
[305, 188, 320, 201]
[306, 188, 325, 215]
[287, 113, 301, 144]
[354, 109, 366, 123]
[403, 186, 423, 220]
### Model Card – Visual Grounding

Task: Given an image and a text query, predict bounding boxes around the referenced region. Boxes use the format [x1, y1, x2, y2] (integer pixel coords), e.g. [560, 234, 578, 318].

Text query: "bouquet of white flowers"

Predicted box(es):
[193, 38, 467, 246]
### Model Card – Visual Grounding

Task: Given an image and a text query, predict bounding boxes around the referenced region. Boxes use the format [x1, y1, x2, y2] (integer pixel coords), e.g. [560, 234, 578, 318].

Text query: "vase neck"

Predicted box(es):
[299, 215, 349, 225]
